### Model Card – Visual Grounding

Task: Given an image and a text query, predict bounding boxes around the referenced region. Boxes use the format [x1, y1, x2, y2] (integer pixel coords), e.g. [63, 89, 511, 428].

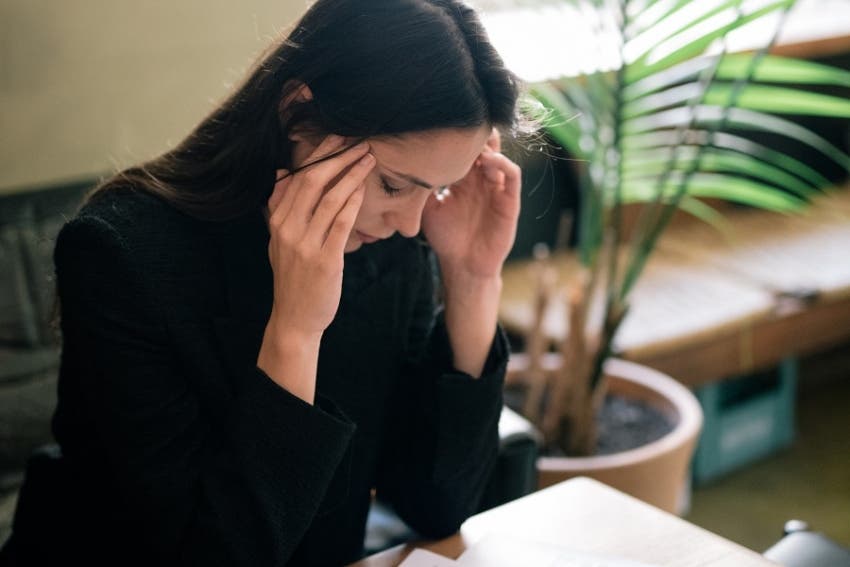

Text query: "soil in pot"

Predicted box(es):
[504, 383, 675, 457]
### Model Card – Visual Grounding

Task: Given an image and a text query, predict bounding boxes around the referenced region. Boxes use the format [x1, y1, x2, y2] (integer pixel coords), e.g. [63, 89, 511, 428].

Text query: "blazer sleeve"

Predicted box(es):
[54, 215, 356, 566]
[375, 244, 507, 538]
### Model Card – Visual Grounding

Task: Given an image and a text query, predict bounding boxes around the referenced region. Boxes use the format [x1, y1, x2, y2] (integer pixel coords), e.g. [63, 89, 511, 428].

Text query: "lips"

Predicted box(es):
[355, 230, 381, 244]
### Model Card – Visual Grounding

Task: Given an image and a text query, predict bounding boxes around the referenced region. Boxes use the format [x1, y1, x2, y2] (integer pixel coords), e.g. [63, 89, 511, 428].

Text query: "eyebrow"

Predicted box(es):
[384, 168, 464, 190]
[384, 168, 435, 190]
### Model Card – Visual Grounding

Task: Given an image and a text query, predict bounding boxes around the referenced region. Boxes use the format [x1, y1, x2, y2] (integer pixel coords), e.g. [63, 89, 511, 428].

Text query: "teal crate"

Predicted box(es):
[692, 358, 797, 485]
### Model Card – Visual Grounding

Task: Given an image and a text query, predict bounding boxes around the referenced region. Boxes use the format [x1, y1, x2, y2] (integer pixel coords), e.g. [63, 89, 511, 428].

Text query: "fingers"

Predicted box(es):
[486, 127, 502, 153]
[323, 183, 366, 254]
[478, 151, 521, 198]
[285, 140, 371, 225]
[268, 169, 290, 215]
[306, 152, 375, 245]
[271, 136, 348, 223]
[266, 132, 374, 269]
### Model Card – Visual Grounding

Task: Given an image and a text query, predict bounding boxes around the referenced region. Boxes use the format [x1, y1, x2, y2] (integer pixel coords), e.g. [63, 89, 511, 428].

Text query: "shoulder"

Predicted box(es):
[60, 187, 214, 269]
[75, 186, 203, 246]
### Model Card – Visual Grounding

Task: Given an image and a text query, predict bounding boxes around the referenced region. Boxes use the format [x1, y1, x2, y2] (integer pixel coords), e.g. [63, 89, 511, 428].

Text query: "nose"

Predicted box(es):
[384, 196, 428, 238]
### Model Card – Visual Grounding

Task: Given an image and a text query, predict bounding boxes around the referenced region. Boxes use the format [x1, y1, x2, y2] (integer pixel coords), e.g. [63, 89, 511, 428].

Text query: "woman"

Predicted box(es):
[2, 0, 524, 565]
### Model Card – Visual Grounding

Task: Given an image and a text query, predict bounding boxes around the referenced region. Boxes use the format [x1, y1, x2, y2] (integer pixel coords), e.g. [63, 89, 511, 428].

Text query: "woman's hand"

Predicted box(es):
[421, 129, 521, 281]
[258, 135, 375, 403]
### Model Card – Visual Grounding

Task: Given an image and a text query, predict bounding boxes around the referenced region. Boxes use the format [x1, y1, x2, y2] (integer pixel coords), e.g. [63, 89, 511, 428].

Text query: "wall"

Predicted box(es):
[0, 1, 308, 194]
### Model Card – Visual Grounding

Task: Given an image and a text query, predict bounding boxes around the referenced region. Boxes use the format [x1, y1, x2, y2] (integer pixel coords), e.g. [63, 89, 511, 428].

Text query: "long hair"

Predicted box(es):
[89, 0, 523, 221]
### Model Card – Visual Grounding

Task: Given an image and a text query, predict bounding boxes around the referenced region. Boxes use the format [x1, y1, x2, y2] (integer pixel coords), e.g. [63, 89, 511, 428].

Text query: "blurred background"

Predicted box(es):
[1, 0, 848, 558]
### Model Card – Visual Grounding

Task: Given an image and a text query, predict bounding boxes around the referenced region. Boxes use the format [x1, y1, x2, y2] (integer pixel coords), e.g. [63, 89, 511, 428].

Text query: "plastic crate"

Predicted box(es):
[692, 358, 797, 485]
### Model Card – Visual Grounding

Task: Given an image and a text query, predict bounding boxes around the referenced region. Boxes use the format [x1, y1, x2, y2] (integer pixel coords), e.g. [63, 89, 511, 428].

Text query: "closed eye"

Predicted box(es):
[381, 178, 404, 197]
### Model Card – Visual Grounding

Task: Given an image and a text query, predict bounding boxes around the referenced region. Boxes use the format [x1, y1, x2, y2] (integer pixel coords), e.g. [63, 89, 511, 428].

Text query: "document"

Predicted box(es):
[398, 535, 659, 567]
[457, 535, 659, 567]
[398, 548, 461, 567]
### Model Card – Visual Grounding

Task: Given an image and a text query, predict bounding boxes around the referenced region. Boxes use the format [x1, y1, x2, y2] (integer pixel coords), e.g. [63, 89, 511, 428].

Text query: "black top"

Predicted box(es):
[4, 188, 507, 566]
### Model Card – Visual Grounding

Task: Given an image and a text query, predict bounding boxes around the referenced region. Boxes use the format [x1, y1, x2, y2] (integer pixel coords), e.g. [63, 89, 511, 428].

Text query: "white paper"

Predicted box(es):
[457, 535, 659, 567]
[398, 548, 459, 567]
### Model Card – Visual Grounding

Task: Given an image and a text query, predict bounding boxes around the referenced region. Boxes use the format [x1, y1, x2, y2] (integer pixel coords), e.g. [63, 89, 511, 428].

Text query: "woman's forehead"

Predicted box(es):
[369, 126, 490, 184]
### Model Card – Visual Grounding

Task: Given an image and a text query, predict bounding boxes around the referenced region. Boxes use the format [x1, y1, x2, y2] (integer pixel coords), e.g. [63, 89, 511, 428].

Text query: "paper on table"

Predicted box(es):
[398, 548, 459, 567]
[457, 535, 660, 567]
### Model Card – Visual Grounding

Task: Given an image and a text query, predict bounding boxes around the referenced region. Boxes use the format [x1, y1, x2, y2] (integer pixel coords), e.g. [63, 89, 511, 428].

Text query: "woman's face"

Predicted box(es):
[291, 126, 491, 253]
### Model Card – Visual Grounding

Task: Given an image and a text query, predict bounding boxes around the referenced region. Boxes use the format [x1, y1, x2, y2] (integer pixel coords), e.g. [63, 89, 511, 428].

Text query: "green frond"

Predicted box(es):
[717, 54, 850, 87]
[622, 106, 850, 171]
[621, 131, 832, 188]
[622, 146, 817, 199]
[625, 0, 793, 83]
[705, 83, 850, 117]
[676, 196, 733, 233]
[623, 83, 850, 120]
[626, 0, 743, 66]
[621, 173, 807, 212]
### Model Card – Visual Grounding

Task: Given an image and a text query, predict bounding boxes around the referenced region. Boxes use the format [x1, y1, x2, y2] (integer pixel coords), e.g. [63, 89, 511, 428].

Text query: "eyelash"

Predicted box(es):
[381, 179, 403, 197]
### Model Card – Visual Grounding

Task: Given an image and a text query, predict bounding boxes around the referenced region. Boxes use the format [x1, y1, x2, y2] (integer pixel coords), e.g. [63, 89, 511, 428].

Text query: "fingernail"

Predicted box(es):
[360, 153, 375, 166]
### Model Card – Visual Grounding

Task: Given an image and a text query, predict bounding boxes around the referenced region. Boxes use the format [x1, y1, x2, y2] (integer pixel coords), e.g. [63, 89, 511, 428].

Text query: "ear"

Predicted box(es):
[279, 80, 315, 141]
[285, 81, 314, 105]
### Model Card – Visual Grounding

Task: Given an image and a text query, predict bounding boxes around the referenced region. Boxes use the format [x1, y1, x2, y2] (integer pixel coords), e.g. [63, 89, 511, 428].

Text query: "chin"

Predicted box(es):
[344, 238, 363, 254]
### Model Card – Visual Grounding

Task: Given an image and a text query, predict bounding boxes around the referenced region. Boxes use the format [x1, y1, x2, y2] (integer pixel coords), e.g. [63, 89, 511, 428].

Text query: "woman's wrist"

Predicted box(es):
[441, 270, 502, 378]
[257, 314, 323, 405]
[441, 268, 502, 297]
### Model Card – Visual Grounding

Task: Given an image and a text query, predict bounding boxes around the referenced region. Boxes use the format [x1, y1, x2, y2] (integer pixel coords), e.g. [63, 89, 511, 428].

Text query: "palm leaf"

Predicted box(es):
[676, 195, 732, 234]
[704, 84, 850, 117]
[626, 0, 745, 65]
[622, 130, 832, 188]
[622, 106, 850, 170]
[717, 54, 850, 87]
[626, 0, 793, 83]
[622, 52, 850, 104]
[622, 146, 817, 199]
[622, 82, 850, 120]
[621, 173, 807, 211]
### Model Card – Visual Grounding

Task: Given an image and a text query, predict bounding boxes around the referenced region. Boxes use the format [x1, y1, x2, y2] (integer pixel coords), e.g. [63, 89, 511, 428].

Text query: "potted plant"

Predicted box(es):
[502, 0, 850, 512]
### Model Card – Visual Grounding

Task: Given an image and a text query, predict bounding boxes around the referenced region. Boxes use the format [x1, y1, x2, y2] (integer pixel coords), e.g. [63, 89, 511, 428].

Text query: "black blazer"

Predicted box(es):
[4, 189, 507, 566]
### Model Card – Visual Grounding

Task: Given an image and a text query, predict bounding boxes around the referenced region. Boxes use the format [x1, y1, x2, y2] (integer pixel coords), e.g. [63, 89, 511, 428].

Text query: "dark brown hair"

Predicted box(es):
[90, 0, 523, 221]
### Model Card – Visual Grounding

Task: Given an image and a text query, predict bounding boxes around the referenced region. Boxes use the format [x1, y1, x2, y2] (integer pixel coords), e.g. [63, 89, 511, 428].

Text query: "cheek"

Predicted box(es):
[355, 182, 384, 222]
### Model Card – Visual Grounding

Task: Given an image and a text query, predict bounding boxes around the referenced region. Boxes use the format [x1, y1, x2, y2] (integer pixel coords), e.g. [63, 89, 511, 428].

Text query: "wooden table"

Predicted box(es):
[351, 477, 778, 566]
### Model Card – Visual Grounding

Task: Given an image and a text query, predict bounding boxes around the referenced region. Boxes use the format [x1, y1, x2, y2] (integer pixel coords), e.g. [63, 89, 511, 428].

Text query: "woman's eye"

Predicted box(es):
[381, 179, 403, 197]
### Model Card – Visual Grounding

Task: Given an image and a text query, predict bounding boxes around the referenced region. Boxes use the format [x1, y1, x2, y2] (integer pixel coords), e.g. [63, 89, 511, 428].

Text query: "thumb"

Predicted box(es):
[268, 169, 291, 214]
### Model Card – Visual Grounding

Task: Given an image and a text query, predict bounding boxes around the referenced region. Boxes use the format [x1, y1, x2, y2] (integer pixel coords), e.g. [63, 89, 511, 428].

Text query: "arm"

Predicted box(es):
[379, 130, 521, 536]
[375, 245, 508, 538]
[441, 269, 502, 378]
[257, 135, 374, 405]
[422, 128, 521, 379]
[55, 216, 355, 566]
